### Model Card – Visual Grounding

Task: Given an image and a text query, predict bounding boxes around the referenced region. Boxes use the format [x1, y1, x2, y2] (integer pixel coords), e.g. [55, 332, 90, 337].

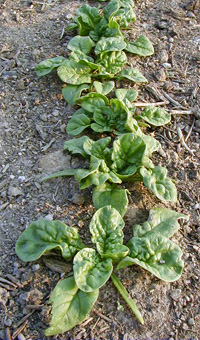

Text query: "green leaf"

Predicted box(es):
[57, 60, 92, 85]
[93, 81, 115, 95]
[89, 18, 108, 42]
[91, 137, 111, 161]
[45, 277, 99, 336]
[15, 219, 84, 262]
[66, 114, 91, 136]
[125, 35, 154, 56]
[132, 207, 189, 239]
[95, 36, 126, 55]
[103, 0, 120, 21]
[120, 0, 134, 8]
[67, 36, 95, 55]
[111, 133, 147, 177]
[73, 248, 113, 292]
[139, 107, 171, 126]
[114, 7, 136, 28]
[115, 88, 138, 103]
[35, 57, 66, 77]
[62, 84, 90, 105]
[64, 136, 93, 158]
[92, 183, 128, 217]
[89, 205, 128, 260]
[118, 234, 184, 282]
[140, 166, 177, 202]
[119, 68, 148, 83]
[99, 51, 127, 75]
[76, 4, 102, 35]
[42, 169, 77, 181]
[110, 99, 138, 133]
[79, 93, 109, 112]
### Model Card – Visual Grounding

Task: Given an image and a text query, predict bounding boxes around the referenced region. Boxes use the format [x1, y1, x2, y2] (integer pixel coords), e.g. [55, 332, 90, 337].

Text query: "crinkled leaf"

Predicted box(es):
[111, 133, 147, 177]
[91, 137, 111, 161]
[15, 219, 84, 262]
[104, 20, 123, 39]
[66, 22, 78, 31]
[89, 18, 108, 42]
[118, 234, 184, 282]
[35, 57, 66, 77]
[67, 35, 95, 55]
[115, 88, 138, 103]
[45, 277, 98, 336]
[95, 36, 126, 55]
[69, 50, 95, 63]
[64, 136, 93, 158]
[79, 92, 109, 112]
[125, 35, 154, 56]
[93, 81, 115, 95]
[132, 207, 189, 239]
[120, 0, 134, 8]
[114, 7, 136, 28]
[140, 166, 177, 202]
[103, 0, 120, 21]
[119, 68, 148, 83]
[93, 183, 128, 217]
[66, 114, 91, 136]
[74, 248, 113, 292]
[62, 84, 89, 105]
[76, 4, 102, 35]
[57, 60, 92, 85]
[110, 99, 138, 133]
[139, 107, 171, 126]
[99, 51, 127, 75]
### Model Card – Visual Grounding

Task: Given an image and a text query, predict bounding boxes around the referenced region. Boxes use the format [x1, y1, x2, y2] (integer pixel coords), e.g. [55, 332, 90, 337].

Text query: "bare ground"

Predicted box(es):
[0, 0, 200, 339]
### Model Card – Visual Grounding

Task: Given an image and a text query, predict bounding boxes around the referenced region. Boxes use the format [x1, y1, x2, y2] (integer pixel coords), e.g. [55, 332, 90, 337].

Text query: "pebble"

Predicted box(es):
[159, 50, 168, 63]
[0, 287, 10, 306]
[8, 186, 23, 197]
[156, 20, 168, 29]
[17, 79, 25, 90]
[71, 193, 85, 205]
[171, 289, 182, 301]
[187, 11, 195, 18]
[182, 323, 188, 330]
[169, 37, 174, 43]
[4, 317, 12, 327]
[188, 318, 195, 326]
[44, 214, 53, 221]
[194, 203, 200, 210]
[18, 334, 26, 340]
[155, 69, 166, 82]
[52, 109, 60, 117]
[163, 62, 172, 68]
[18, 176, 26, 181]
[32, 264, 40, 271]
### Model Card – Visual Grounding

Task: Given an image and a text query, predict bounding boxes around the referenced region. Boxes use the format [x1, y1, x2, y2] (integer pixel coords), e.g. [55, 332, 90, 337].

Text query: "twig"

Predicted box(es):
[12, 320, 28, 340]
[0, 277, 16, 288]
[26, 304, 43, 310]
[177, 127, 195, 156]
[134, 101, 169, 107]
[162, 92, 185, 109]
[145, 85, 167, 102]
[185, 118, 195, 142]
[5, 274, 22, 288]
[5, 328, 12, 340]
[170, 110, 193, 115]
[0, 202, 9, 212]
[93, 309, 116, 324]
[14, 312, 34, 329]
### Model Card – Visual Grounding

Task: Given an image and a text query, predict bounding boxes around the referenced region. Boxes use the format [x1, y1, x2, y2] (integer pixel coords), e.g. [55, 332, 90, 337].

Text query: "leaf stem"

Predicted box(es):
[111, 273, 144, 325]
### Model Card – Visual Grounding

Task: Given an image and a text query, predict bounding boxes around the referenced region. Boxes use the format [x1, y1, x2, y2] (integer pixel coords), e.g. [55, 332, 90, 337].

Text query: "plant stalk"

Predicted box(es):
[111, 273, 144, 325]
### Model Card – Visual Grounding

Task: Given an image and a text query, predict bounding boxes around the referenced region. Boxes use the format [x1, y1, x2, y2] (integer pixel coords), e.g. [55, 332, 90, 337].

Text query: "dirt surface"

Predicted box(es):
[0, 0, 200, 339]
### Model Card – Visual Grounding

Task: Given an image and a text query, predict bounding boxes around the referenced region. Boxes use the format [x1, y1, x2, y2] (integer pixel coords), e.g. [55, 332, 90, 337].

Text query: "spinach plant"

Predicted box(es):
[15, 207, 188, 335]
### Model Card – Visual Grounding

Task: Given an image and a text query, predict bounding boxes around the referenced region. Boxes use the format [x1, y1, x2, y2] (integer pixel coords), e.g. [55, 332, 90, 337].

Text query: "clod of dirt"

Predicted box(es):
[171, 289, 182, 301]
[71, 193, 85, 205]
[0, 288, 10, 306]
[8, 186, 23, 197]
[38, 150, 71, 174]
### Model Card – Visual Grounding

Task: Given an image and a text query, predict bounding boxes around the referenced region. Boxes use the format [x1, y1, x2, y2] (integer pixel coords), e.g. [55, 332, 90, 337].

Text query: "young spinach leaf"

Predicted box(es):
[125, 35, 154, 56]
[95, 36, 126, 55]
[64, 135, 93, 158]
[62, 84, 90, 105]
[66, 114, 91, 136]
[119, 67, 148, 83]
[67, 35, 95, 55]
[57, 60, 92, 85]
[93, 81, 115, 95]
[103, 0, 120, 21]
[138, 107, 171, 126]
[35, 56, 66, 77]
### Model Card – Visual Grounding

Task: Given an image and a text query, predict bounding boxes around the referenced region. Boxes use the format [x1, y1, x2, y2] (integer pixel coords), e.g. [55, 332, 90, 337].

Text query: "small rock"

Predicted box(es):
[187, 11, 195, 17]
[159, 50, 168, 63]
[182, 323, 188, 330]
[156, 20, 168, 29]
[163, 62, 172, 68]
[169, 37, 174, 43]
[155, 69, 166, 82]
[71, 193, 85, 205]
[18, 334, 26, 340]
[32, 264, 40, 271]
[40, 113, 48, 122]
[195, 120, 200, 128]
[44, 214, 53, 221]
[17, 79, 25, 90]
[171, 289, 182, 301]
[194, 203, 200, 210]
[188, 317, 195, 326]
[8, 186, 23, 197]
[52, 109, 59, 117]
[18, 176, 26, 181]
[4, 317, 12, 327]
[0, 287, 10, 306]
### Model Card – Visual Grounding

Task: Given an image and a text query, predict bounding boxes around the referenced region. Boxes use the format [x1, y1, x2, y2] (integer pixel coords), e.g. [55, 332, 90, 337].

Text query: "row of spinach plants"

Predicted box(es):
[16, 0, 188, 336]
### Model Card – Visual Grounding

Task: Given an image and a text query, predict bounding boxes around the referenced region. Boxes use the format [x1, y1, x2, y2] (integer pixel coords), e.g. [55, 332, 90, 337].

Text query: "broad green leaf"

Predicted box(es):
[140, 133, 161, 156]
[93, 81, 115, 95]
[104, 20, 123, 39]
[111, 133, 147, 177]
[74, 248, 113, 292]
[119, 68, 148, 83]
[91, 137, 111, 161]
[93, 106, 113, 133]
[66, 114, 91, 136]
[67, 36, 95, 55]
[110, 99, 138, 133]
[95, 36, 126, 55]
[92, 183, 128, 217]
[103, 0, 120, 21]
[15, 219, 84, 262]
[62, 84, 89, 105]
[125, 35, 154, 56]
[64, 136, 93, 158]
[79, 92, 109, 112]
[99, 51, 127, 75]
[35, 57, 66, 77]
[118, 234, 184, 282]
[89, 206, 128, 261]
[132, 207, 189, 239]
[69, 50, 95, 63]
[140, 166, 177, 202]
[45, 277, 98, 336]
[120, 0, 134, 8]
[89, 18, 108, 42]
[57, 60, 92, 85]
[114, 7, 136, 28]
[76, 4, 102, 35]
[139, 107, 171, 126]
[66, 22, 78, 31]
[115, 88, 138, 103]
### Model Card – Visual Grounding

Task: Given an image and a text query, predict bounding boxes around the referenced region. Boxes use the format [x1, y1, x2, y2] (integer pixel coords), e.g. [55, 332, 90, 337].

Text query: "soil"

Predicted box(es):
[0, 0, 200, 339]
